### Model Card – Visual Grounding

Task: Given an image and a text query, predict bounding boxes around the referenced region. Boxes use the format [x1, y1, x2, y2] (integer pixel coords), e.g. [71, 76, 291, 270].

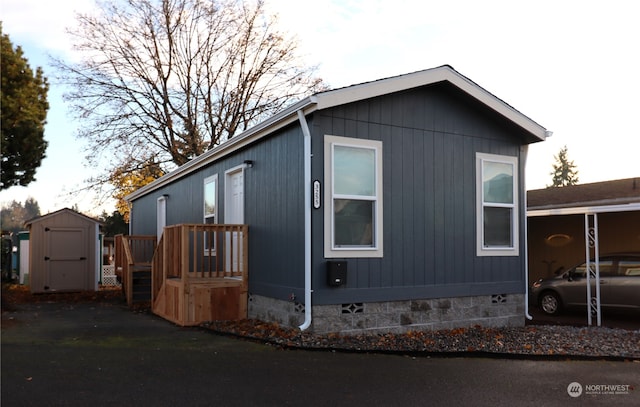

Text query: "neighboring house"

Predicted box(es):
[25, 208, 102, 293]
[527, 178, 640, 284]
[126, 65, 550, 334]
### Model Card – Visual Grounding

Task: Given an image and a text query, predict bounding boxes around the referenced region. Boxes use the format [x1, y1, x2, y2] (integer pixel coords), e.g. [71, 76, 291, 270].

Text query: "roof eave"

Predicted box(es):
[528, 202, 640, 217]
[315, 65, 548, 142]
[125, 97, 318, 202]
[126, 66, 548, 202]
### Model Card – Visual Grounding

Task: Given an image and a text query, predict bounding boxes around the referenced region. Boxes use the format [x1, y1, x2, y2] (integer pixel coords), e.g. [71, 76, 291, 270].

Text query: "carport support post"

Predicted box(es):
[584, 213, 601, 327]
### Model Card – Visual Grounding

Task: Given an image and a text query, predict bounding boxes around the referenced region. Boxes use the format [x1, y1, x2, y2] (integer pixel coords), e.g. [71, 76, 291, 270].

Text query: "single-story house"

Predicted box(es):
[25, 208, 102, 293]
[126, 65, 550, 334]
[527, 177, 640, 283]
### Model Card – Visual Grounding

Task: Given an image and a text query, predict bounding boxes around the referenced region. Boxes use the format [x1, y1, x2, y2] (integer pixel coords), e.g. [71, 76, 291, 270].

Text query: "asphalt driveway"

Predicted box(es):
[2, 300, 639, 406]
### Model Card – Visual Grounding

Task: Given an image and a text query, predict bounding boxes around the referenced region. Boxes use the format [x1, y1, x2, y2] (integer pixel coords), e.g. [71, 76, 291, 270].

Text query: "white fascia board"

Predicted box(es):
[125, 97, 318, 202]
[315, 65, 548, 141]
[528, 202, 640, 217]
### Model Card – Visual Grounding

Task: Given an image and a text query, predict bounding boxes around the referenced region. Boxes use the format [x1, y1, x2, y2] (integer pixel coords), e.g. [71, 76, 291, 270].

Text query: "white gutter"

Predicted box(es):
[522, 145, 533, 321]
[297, 109, 312, 331]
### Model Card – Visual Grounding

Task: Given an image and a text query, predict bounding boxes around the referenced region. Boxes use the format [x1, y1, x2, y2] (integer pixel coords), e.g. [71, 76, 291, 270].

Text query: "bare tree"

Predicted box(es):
[54, 0, 325, 197]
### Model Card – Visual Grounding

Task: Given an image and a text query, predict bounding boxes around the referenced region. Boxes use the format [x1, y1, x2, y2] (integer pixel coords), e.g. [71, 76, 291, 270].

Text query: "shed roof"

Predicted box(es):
[25, 208, 102, 228]
[127, 65, 549, 201]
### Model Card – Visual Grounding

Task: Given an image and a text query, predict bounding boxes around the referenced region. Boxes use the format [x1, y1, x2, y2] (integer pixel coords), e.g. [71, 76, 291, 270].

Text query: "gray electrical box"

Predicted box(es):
[327, 261, 347, 286]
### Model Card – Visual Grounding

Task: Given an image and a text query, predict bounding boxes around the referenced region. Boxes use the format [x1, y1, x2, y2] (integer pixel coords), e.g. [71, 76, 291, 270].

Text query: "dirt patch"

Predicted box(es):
[1, 283, 122, 306]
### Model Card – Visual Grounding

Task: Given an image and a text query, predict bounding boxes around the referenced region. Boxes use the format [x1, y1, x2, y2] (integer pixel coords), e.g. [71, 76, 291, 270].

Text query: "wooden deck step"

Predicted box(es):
[131, 267, 151, 302]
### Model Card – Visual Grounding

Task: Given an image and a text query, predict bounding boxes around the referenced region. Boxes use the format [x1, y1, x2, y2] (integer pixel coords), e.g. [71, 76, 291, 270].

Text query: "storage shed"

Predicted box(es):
[25, 208, 101, 293]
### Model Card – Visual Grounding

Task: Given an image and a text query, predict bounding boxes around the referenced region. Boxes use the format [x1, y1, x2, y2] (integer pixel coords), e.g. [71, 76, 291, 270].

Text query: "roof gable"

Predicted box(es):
[127, 65, 548, 201]
[25, 208, 102, 228]
[314, 65, 547, 141]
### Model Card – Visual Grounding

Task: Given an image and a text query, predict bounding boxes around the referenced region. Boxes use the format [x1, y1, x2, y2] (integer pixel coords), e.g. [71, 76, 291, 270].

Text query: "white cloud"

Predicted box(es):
[1, 0, 638, 214]
[2, 0, 94, 56]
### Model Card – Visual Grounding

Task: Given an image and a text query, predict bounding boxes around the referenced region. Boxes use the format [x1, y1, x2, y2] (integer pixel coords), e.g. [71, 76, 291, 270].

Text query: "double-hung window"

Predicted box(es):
[324, 135, 383, 258]
[476, 153, 519, 256]
[203, 174, 217, 255]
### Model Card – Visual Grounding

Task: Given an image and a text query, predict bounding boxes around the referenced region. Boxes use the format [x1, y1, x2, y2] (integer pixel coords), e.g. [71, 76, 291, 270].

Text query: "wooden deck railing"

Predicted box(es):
[151, 224, 249, 325]
[114, 234, 157, 305]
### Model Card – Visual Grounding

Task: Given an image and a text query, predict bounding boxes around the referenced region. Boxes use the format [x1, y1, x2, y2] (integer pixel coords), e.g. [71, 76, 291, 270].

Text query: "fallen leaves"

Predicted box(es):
[2, 284, 122, 309]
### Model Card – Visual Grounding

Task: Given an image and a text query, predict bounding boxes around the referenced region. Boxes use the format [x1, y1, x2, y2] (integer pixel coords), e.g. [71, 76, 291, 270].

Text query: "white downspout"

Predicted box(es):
[297, 109, 312, 331]
[522, 145, 533, 321]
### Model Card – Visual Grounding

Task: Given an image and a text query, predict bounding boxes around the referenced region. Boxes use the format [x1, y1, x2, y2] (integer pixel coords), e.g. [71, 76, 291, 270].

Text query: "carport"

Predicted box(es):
[527, 178, 640, 326]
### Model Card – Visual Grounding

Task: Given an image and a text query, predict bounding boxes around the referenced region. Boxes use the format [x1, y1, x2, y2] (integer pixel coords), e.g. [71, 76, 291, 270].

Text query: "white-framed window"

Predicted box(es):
[324, 135, 383, 258]
[476, 153, 519, 256]
[203, 174, 218, 255]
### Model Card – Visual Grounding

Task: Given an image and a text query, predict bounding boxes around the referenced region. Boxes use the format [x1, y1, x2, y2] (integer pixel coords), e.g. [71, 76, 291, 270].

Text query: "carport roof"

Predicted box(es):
[527, 177, 640, 216]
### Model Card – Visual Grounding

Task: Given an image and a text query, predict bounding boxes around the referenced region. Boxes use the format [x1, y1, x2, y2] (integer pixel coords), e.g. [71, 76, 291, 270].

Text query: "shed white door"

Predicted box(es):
[225, 169, 244, 273]
[45, 228, 88, 291]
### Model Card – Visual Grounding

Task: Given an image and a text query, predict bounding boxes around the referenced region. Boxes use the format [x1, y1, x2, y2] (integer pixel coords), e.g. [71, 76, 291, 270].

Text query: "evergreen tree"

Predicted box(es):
[99, 210, 128, 236]
[549, 145, 579, 187]
[1, 25, 49, 190]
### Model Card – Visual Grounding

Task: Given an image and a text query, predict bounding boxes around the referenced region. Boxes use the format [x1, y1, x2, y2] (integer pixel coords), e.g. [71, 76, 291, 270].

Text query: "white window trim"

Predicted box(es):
[476, 152, 519, 257]
[324, 135, 383, 258]
[204, 174, 218, 223]
[203, 174, 218, 255]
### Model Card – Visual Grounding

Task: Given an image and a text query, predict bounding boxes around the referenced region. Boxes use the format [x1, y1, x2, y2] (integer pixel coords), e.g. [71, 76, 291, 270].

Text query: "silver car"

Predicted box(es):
[530, 253, 640, 315]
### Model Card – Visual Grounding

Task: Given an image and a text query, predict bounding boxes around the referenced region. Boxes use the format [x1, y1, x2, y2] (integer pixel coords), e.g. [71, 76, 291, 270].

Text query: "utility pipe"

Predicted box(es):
[297, 109, 312, 331]
[522, 145, 533, 321]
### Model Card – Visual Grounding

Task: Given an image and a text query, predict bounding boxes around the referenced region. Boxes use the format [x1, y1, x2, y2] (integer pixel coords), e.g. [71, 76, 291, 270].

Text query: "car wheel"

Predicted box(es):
[540, 291, 562, 315]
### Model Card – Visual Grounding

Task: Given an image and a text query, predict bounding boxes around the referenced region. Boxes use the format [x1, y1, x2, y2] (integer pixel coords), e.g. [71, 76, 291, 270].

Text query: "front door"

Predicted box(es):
[226, 169, 244, 224]
[225, 168, 245, 273]
[157, 195, 167, 241]
[46, 228, 88, 291]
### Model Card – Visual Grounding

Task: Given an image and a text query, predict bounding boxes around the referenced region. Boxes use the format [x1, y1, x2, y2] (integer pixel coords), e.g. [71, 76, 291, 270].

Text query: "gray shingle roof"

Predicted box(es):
[527, 178, 640, 210]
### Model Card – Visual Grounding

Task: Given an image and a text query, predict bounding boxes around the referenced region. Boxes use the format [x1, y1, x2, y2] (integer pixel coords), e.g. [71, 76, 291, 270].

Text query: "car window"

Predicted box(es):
[573, 260, 614, 277]
[618, 260, 640, 276]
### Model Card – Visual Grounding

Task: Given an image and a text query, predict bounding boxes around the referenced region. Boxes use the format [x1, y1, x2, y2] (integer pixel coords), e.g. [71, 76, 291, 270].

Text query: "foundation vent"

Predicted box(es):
[341, 303, 364, 314]
[492, 294, 507, 304]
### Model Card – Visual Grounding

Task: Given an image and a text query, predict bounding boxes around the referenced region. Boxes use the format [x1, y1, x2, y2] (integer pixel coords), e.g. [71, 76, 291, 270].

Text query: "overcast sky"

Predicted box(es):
[2, 0, 639, 215]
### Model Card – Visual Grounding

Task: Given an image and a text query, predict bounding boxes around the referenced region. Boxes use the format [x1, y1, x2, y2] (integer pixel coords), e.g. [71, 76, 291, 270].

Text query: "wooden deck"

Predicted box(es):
[151, 224, 248, 326]
[116, 225, 248, 326]
[114, 234, 156, 305]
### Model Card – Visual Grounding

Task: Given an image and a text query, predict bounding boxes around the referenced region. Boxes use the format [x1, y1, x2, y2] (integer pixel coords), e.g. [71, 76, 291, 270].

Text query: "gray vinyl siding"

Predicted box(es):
[130, 124, 307, 300]
[130, 81, 531, 306]
[310, 82, 527, 305]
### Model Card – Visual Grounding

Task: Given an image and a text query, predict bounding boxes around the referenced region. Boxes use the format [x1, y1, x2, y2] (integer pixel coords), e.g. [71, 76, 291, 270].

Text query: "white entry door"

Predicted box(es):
[157, 195, 167, 241]
[226, 169, 244, 223]
[225, 168, 245, 273]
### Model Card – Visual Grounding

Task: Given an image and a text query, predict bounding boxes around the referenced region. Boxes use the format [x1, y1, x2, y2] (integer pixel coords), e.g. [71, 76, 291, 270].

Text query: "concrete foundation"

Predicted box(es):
[248, 293, 525, 334]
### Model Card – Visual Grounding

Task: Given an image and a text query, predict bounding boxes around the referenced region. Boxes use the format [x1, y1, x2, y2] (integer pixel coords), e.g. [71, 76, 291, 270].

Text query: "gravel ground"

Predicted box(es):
[204, 319, 640, 360]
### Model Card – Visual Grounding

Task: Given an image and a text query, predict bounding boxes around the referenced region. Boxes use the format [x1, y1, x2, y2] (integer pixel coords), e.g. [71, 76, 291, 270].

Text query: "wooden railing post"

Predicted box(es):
[180, 225, 189, 283]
